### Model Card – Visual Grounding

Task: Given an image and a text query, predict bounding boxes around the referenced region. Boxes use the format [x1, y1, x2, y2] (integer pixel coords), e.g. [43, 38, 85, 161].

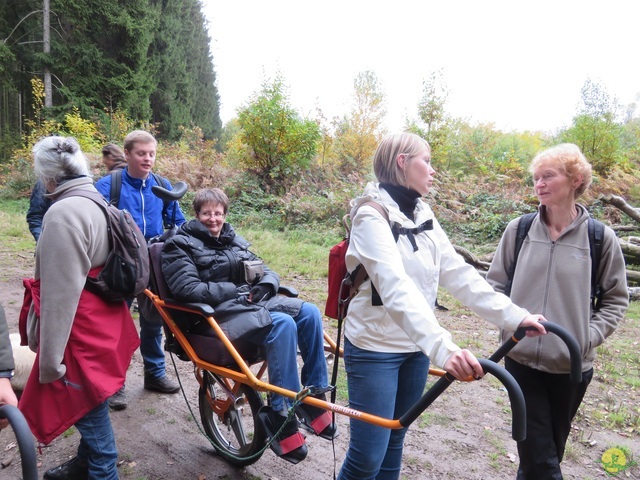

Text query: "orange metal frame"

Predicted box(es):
[144, 289, 455, 430]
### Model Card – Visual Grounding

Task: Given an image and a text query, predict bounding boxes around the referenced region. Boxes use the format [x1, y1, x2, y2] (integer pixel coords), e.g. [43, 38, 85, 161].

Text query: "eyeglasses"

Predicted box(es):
[198, 211, 226, 220]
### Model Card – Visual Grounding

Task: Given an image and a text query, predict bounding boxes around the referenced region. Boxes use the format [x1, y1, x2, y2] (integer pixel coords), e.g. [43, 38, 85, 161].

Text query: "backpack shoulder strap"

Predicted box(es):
[151, 172, 168, 189]
[504, 212, 537, 297]
[588, 217, 605, 312]
[348, 201, 390, 290]
[351, 200, 389, 223]
[151, 172, 171, 217]
[109, 170, 122, 209]
[56, 188, 113, 242]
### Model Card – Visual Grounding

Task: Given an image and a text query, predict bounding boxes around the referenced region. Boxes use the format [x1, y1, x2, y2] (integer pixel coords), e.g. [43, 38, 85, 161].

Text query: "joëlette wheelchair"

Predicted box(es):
[144, 183, 583, 468]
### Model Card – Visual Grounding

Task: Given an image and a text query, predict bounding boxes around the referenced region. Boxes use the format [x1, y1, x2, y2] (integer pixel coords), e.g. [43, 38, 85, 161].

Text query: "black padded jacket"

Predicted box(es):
[161, 219, 281, 305]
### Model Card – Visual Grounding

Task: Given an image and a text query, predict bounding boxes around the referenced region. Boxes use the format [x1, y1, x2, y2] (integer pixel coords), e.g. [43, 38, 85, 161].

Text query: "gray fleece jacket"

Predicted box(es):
[487, 204, 628, 374]
[27, 178, 109, 383]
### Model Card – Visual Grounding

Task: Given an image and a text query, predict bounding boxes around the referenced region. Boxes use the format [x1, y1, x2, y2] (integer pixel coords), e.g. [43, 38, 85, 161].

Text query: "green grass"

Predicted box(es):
[0, 198, 34, 253]
[240, 226, 338, 280]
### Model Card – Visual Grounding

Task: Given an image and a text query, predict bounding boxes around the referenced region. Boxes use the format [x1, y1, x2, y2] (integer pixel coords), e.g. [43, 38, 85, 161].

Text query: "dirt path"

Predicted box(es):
[0, 251, 637, 479]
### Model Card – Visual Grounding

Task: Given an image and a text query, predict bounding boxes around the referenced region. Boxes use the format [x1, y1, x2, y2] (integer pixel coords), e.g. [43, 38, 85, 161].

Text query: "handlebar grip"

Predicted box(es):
[151, 181, 188, 201]
[0, 405, 38, 480]
[398, 360, 526, 441]
[488, 321, 582, 383]
[539, 322, 582, 383]
[477, 359, 526, 441]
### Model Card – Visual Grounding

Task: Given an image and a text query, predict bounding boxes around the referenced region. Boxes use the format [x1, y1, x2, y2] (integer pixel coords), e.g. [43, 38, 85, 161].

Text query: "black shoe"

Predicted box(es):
[257, 406, 308, 464]
[144, 375, 180, 394]
[108, 385, 127, 411]
[43, 456, 88, 480]
[295, 394, 338, 440]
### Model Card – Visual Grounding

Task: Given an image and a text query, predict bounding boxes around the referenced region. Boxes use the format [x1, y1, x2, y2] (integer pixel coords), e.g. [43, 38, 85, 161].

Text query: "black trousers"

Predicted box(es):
[505, 357, 593, 480]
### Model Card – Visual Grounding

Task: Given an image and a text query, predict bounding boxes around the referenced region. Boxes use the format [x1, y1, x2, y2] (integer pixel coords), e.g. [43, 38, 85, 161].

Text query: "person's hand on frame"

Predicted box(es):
[443, 349, 483, 381]
[518, 314, 547, 337]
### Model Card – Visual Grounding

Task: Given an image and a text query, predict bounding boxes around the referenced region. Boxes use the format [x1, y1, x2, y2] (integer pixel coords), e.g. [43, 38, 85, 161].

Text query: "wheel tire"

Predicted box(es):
[198, 371, 266, 467]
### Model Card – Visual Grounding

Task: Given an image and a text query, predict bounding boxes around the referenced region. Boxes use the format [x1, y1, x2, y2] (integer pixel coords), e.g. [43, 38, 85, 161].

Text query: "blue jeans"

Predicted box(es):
[128, 296, 165, 379]
[75, 401, 118, 479]
[248, 302, 328, 412]
[139, 311, 165, 378]
[338, 338, 430, 480]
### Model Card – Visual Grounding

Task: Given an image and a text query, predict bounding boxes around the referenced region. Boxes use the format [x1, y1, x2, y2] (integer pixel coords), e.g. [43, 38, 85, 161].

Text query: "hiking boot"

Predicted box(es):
[144, 375, 180, 394]
[258, 406, 307, 464]
[295, 393, 338, 440]
[108, 386, 127, 411]
[43, 456, 88, 480]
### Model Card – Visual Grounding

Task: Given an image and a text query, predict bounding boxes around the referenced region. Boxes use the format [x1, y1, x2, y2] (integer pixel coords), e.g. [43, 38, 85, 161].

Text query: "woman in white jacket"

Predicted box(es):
[337, 132, 547, 480]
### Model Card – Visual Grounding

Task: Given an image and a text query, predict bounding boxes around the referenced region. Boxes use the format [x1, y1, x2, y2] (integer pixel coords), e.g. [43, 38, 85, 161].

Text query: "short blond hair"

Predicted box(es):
[529, 143, 592, 198]
[123, 130, 157, 152]
[373, 132, 430, 187]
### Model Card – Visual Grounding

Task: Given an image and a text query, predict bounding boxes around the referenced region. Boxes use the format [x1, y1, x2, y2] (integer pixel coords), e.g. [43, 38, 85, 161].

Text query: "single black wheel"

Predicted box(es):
[199, 371, 266, 467]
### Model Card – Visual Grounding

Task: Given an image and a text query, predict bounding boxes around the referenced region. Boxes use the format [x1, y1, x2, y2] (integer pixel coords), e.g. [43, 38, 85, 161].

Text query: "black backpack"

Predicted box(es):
[504, 212, 605, 312]
[57, 189, 150, 302]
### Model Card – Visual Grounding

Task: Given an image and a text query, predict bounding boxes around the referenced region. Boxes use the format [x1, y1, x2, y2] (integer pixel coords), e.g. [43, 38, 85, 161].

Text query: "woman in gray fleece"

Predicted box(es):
[487, 143, 628, 479]
[19, 137, 139, 480]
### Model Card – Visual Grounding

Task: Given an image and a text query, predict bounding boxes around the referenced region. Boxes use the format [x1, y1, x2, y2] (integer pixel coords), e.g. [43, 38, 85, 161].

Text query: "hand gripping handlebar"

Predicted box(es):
[0, 405, 38, 480]
[488, 321, 582, 382]
[398, 321, 582, 441]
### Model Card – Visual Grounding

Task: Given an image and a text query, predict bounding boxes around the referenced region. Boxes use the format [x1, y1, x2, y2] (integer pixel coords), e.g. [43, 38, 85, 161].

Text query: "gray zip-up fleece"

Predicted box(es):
[487, 204, 628, 374]
[26, 177, 110, 383]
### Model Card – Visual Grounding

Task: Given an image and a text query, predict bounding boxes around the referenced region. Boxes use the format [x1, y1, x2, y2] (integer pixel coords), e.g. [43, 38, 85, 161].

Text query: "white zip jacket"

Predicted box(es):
[345, 183, 529, 369]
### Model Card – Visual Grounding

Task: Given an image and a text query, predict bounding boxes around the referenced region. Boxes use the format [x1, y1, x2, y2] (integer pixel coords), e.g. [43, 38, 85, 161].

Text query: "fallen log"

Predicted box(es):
[454, 245, 491, 271]
[626, 269, 640, 285]
[600, 194, 640, 222]
[629, 287, 640, 301]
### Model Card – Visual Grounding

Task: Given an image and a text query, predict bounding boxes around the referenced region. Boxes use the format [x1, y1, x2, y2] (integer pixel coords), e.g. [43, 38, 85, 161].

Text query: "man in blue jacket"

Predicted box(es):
[95, 130, 186, 409]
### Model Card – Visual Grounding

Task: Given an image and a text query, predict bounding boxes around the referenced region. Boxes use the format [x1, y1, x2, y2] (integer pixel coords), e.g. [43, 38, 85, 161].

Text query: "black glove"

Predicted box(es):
[236, 285, 251, 297]
[249, 284, 272, 303]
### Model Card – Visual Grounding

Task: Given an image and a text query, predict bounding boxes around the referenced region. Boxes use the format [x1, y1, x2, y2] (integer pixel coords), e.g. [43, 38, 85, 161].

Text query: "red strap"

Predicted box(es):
[279, 432, 305, 455]
[310, 411, 332, 435]
[19, 278, 40, 346]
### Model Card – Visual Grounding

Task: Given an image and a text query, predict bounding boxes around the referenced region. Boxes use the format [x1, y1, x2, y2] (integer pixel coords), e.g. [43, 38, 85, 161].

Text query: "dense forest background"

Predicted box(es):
[0, 0, 221, 155]
[2, 0, 640, 253]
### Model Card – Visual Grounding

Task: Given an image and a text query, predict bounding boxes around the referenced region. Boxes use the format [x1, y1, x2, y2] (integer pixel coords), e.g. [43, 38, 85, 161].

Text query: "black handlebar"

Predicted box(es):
[488, 322, 582, 382]
[398, 359, 526, 440]
[151, 181, 188, 201]
[0, 405, 38, 480]
[398, 321, 582, 439]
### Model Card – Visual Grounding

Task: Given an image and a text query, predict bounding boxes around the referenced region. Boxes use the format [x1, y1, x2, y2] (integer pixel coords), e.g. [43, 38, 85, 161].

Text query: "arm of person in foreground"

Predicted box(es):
[0, 305, 18, 429]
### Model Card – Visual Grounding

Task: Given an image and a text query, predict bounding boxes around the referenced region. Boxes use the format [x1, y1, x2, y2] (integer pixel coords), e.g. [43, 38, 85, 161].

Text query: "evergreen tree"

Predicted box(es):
[0, 0, 221, 157]
[149, 0, 221, 140]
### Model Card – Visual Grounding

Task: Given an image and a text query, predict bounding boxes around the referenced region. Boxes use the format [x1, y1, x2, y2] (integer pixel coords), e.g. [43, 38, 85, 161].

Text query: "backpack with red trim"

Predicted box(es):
[324, 202, 388, 321]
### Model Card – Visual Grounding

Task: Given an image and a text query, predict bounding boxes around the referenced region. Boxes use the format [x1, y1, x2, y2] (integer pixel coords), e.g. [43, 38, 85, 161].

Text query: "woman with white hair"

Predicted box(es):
[19, 136, 139, 480]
